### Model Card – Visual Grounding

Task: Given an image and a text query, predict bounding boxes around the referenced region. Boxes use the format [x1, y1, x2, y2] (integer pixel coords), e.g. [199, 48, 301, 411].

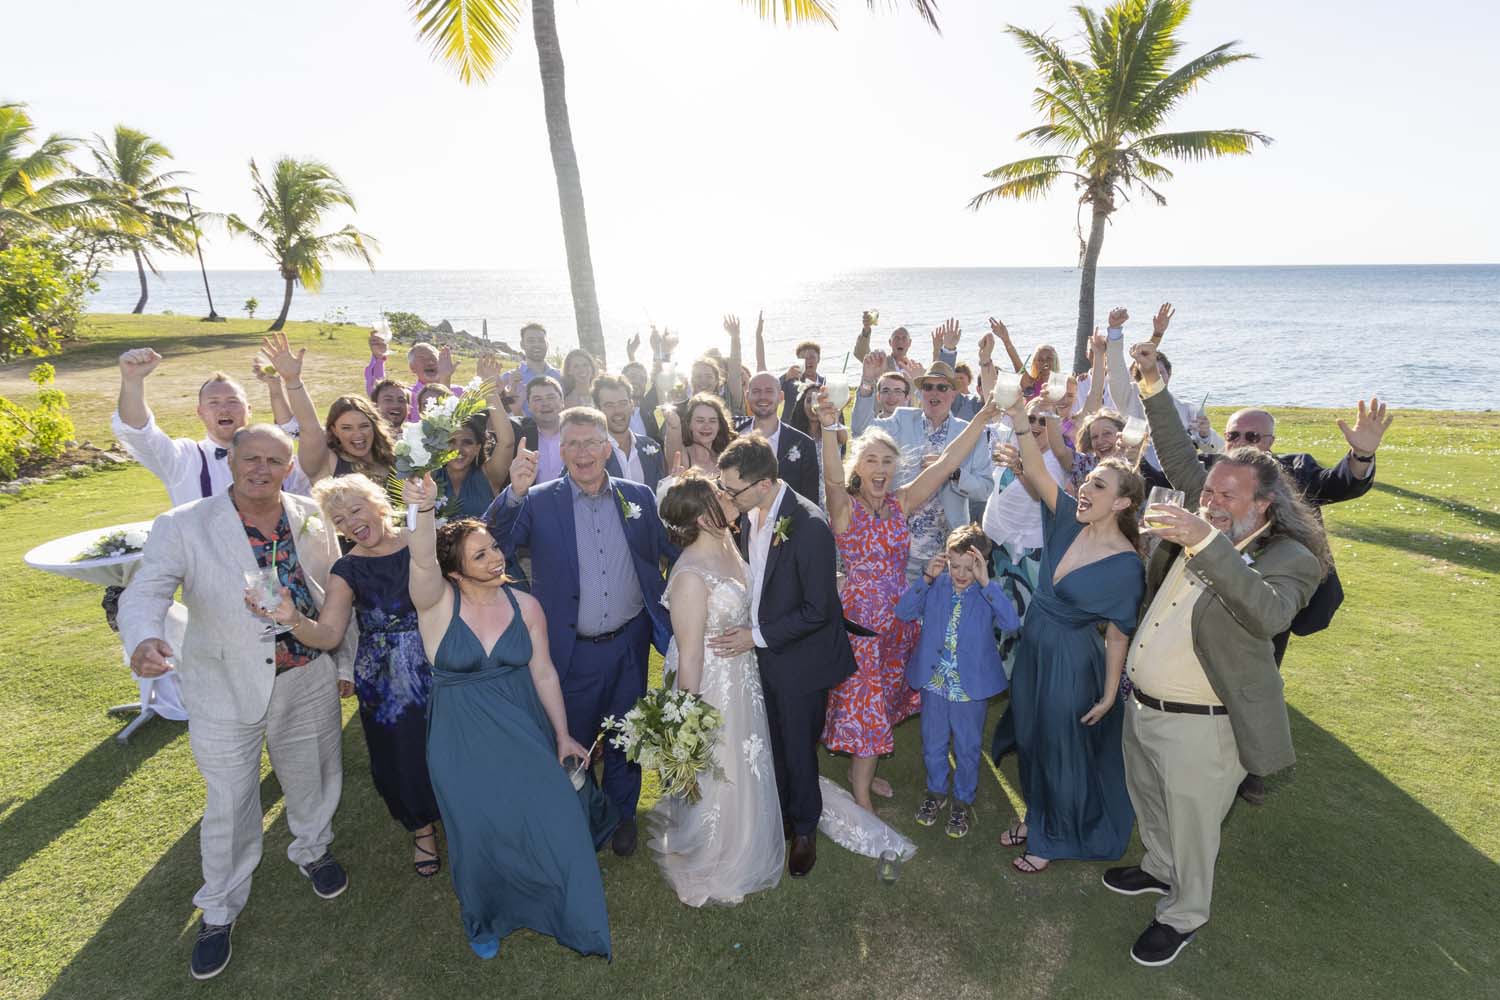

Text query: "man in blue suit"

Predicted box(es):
[485, 407, 677, 856]
[594, 374, 666, 493]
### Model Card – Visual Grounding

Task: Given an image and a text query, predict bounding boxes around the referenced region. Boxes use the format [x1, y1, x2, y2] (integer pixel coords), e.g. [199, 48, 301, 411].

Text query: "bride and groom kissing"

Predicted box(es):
[646, 435, 860, 904]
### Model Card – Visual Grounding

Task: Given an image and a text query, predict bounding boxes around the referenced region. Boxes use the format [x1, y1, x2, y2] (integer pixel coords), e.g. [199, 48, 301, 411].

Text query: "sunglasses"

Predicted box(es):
[1225, 430, 1267, 444]
[715, 476, 762, 500]
[1027, 415, 1048, 425]
[918, 382, 954, 393]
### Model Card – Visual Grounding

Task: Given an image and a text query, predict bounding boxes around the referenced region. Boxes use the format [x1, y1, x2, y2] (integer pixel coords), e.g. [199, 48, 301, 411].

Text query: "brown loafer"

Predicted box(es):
[788, 834, 817, 877]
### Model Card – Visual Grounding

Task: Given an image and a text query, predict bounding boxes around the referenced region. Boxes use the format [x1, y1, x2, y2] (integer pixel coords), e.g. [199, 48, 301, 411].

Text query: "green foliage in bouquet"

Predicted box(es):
[603, 675, 726, 805]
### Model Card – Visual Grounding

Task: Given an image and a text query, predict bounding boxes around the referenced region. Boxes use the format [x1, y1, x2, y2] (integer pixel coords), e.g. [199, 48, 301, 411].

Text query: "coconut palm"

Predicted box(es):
[87, 126, 196, 314]
[0, 103, 114, 250]
[410, 0, 939, 365]
[970, 0, 1270, 372]
[225, 157, 378, 331]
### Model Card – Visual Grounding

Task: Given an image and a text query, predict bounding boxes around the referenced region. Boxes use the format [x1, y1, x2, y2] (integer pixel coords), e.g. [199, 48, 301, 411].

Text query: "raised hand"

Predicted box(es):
[649, 326, 662, 355]
[508, 446, 538, 497]
[923, 553, 947, 581]
[783, 363, 805, 383]
[991, 441, 1022, 473]
[129, 637, 175, 678]
[861, 310, 876, 331]
[626, 332, 641, 361]
[988, 316, 1011, 341]
[251, 357, 280, 384]
[261, 332, 304, 382]
[1090, 329, 1108, 360]
[368, 329, 388, 359]
[970, 549, 989, 587]
[118, 347, 163, 380]
[662, 329, 680, 355]
[755, 311, 764, 338]
[1128, 341, 1161, 382]
[814, 388, 840, 429]
[862, 350, 887, 381]
[900, 357, 926, 381]
[435, 345, 457, 385]
[937, 318, 961, 351]
[723, 314, 741, 341]
[1336, 397, 1394, 455]
[476, 353, 503, 382]
[978, 331, 995, 365]
[1151, 302, 1175, 342]
[1108, 306, 1129, 328]
[404, 471, 439, 508]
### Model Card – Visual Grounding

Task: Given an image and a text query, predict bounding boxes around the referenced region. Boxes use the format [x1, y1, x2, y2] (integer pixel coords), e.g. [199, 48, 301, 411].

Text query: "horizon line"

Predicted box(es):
[126, 261, 1500, 274]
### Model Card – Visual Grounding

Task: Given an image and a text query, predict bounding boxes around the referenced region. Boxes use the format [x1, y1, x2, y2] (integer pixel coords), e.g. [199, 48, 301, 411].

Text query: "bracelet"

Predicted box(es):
[417, 505, 436, 513]
[285, 382, 303, 390]
[1351, 451, 1375, 463]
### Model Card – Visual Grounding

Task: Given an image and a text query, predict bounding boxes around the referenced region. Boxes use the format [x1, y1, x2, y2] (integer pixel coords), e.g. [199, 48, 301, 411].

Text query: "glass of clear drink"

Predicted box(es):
[824, 373, 851, 412]
[1121, 415, 1149, 448]
[1143, 487, 1186, 528]
[1046, 372, 1070, 402]
[244, 567, 293, 636]
[991, 371, 1023, 410]
[876, 849, 901, 885]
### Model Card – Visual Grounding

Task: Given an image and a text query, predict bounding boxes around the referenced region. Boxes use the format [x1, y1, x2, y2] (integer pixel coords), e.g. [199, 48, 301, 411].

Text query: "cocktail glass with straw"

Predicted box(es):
[1045, 372, 1070, 402]
[990, 371, 1023, 410]
[245, 543, 293, 637]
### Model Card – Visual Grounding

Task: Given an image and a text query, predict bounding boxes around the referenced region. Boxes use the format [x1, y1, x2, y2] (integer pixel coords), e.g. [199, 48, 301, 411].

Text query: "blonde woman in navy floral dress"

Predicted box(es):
[813, 392, 1002, 813]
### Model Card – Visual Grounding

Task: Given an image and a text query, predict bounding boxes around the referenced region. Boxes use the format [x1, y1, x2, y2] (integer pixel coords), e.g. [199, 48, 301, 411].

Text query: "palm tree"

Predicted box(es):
[0, 103, 114, 250]
[225, 157, 378, 331]
[410, 0, 939, 365]
[969, 0, 1269, 373]
[88, 127, 196, 314]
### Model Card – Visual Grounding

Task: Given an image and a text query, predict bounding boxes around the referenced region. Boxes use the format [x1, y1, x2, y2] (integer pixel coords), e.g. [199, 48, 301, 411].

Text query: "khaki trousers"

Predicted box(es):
[1122, 697, 1246, 933]
[187, 656, 343, 925]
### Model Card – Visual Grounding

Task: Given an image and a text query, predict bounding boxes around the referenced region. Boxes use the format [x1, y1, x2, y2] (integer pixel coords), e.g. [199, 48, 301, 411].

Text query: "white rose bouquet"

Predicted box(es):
[74, 527, 149, 562]
[602, 675, 726, 804]
[389, 377, 495, 527]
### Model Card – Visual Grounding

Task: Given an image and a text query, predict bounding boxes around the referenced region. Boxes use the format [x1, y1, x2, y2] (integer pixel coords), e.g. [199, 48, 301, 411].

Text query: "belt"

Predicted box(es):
[578, 621, 632, 644]
[1133, 688, 1228, 717]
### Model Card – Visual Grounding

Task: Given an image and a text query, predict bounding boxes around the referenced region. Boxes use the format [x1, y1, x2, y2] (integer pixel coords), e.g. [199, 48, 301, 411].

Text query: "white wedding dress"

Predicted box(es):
[645, 563, 916, 908]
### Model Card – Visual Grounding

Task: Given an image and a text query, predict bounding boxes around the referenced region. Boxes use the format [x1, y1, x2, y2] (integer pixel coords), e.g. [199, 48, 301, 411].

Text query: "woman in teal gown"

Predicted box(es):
[432, 408, 515, 520]
[994, 397, 1145, 874]
[404, 474, 613, 960]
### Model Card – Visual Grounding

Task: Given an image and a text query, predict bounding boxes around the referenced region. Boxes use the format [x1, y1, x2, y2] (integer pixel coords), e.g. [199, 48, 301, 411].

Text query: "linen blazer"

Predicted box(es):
[118, 491, 351, 725]
[485, 476, 676, 679]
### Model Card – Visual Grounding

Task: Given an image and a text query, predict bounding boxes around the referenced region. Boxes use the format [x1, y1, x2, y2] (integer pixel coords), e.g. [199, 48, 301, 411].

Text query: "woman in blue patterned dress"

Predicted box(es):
[263, 473, 443, 877]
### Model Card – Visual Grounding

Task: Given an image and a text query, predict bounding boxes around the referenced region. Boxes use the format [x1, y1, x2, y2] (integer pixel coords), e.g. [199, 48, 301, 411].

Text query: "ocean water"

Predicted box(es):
[91, 265, 1499, 410]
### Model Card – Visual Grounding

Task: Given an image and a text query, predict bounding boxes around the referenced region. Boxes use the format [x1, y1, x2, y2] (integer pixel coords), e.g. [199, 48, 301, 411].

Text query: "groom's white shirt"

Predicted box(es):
[745, 481, 788, 649]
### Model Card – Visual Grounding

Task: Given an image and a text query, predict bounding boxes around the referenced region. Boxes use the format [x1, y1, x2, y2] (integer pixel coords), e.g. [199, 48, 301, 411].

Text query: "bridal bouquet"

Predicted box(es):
[388, 377, 494, 526]
[73, 527, 148, 562]
[603, 678, 726, 804]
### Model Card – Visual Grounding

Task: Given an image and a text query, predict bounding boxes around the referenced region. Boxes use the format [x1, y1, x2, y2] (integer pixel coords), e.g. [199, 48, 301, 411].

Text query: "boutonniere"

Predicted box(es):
[615, 488, 643, 521]
[772, 515, 793, 546]
[299, 513, 323, 538]
[640, 441, 661, 456]
[786, 444, 802, 464]
[1241, 552, 1256, 567]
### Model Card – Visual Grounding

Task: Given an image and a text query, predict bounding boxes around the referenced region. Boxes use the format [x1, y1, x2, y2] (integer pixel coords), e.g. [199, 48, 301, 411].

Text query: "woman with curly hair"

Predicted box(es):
[262, 333, 394, 487]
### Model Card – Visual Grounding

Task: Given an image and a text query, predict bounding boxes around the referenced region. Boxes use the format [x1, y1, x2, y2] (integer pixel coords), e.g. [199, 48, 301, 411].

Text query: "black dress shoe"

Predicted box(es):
[1130, 920, 1195, 967]
[1237, 773, 1267, 806]
[1102, 865, 1171, 896]
[190, 920, 234, 980]
[612, 816, 638, 857]
[788, 834, 816, 877]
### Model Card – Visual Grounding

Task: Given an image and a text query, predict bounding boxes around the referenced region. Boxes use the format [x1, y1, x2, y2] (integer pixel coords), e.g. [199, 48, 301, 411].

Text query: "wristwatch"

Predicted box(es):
[1351, 451, 1376, 463]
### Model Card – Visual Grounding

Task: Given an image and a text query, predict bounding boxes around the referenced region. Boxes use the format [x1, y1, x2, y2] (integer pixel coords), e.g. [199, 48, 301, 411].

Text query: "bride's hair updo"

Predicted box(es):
[659, 469, 731, 547]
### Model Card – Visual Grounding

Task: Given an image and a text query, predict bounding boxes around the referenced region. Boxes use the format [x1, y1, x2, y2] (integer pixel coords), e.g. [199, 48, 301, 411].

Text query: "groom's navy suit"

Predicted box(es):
[486, 475, 677, 818]
[739, 485, 857, 836]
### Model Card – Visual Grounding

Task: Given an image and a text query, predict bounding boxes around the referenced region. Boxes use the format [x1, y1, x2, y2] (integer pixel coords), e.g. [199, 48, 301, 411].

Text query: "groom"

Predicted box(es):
[710, 435, 856, 877]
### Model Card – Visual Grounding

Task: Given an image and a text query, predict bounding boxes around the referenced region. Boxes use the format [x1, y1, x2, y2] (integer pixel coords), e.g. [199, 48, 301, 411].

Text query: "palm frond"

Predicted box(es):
[969, 157, 1079, 209]
[1129, 128, 1270, 161]
[743, 0, 837, 25]
[409, 0, 524, 85]
[865, 0, 941, 33]
[1006, 26, 1101, 142]
[1129, 43, 1257, 132]
[1017, 122, 1087, 152]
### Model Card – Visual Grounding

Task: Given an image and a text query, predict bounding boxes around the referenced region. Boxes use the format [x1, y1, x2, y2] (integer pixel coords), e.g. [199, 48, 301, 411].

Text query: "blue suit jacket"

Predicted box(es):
[603, 433, 666, 493]
[484, 476, 677, 679]
[895, 574, 1019, 701]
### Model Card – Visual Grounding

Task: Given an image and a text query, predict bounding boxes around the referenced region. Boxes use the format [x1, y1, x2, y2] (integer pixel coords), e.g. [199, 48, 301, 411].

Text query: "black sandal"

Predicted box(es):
[413, 830, 440, 878]
[999, 823, 1028, 848]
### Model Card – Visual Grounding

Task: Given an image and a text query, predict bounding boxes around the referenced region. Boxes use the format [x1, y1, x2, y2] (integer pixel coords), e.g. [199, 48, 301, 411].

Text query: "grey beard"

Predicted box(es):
[1226, 512, 1264, 544]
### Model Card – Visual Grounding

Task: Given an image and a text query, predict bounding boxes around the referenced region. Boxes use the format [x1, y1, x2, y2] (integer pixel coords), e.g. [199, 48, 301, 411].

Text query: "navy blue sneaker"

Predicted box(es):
[299, 852, 348, 899]
[190, 920, 233, 980]
[1130, 920, 1195, 967]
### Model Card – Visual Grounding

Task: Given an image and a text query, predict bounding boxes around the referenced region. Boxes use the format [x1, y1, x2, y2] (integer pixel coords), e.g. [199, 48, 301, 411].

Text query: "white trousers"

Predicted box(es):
[187, 656, 342, 925]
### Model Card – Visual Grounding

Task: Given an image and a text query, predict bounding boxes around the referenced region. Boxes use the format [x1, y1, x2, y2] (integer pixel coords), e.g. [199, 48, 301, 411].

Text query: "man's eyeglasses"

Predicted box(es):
[715, 476, 761, 500]
[560, 438, 610, 452]
[1225, 430, 1267, 444]
[918, 382, 954, 393]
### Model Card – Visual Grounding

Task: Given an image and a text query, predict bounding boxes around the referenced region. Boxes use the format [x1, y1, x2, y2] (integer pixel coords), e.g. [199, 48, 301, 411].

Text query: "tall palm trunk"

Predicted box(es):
[131, 248, 148, 314]
[1073, 202, 1112, 374]
[533, 0, 606, 365]
[270, 275, 294, 331]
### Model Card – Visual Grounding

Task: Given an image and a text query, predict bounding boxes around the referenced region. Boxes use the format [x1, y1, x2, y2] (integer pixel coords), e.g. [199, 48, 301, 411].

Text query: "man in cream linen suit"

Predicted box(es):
[119, 425, 352, 981]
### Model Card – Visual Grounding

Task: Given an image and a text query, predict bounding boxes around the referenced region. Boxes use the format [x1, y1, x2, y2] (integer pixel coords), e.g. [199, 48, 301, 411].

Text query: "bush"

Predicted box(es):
[0, 241, 91, 362]
[382, 311, 431, 339]
[244, 297, 259, 319]
[0, 363, 75, 478]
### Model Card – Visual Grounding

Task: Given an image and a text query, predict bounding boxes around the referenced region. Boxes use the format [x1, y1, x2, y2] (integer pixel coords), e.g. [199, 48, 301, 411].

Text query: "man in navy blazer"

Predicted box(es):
[594, 374, 666, 492]
[485, 407, 677, 856]
[710, 436, 856, 878]
[733, 371, 820, 503]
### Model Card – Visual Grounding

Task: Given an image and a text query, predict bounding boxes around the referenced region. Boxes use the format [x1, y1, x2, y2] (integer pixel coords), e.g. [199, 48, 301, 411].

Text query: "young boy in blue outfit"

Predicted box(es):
[896, 524, 1020, 838]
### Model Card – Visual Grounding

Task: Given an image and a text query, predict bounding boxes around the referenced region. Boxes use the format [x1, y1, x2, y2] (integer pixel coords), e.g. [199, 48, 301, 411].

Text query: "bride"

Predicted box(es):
[646, 470, 783, 906]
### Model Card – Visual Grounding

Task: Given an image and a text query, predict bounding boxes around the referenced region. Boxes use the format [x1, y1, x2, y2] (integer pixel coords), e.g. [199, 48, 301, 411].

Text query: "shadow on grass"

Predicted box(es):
[37, 703, 1499, 999]
[10, 329, 272, 378]
[1328, 521, 1500, 575]
[1372, 482, 1500, 533]
[0, 719, 182, 884]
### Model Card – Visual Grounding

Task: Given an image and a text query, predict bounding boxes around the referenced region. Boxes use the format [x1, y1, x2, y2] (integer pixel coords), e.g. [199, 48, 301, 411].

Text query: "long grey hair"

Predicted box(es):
[1219, 447, 1334, 578]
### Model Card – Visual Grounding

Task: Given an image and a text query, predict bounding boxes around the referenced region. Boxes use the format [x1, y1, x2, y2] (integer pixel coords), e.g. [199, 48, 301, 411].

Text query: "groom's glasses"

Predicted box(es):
[715, 476, 761, 500]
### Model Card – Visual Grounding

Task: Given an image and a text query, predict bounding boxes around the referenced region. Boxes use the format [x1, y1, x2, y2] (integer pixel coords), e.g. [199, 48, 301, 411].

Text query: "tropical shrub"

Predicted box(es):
[0, 363, 75, 478]
[0, 241, 91, 361]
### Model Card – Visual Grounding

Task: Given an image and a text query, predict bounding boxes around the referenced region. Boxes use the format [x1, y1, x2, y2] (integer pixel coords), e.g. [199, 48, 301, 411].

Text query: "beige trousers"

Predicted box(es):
[1122, 697, 1246, 933]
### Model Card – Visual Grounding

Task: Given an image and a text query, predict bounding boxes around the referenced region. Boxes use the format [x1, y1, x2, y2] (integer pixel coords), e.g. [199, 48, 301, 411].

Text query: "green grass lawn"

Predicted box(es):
[1, 316, 1497, 999]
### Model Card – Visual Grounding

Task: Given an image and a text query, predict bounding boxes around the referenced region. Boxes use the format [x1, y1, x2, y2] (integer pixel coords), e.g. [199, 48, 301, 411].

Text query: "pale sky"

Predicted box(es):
[8, 0, 1497, 281]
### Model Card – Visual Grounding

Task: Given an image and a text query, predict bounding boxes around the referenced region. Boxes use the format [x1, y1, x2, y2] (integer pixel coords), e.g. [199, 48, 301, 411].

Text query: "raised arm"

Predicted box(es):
[116, 348, 162, 430]
[255, 363, 294, 426]
[852, 311, 874, 361]
[724, 314, 745, 413]
[754, 311, 767, 373]
[665, 571, 709, 694]
[1131, 342, 1207, 499]
[1004, 397, 1060, 512]
[476, 356, 516, 492]
[1043, 406, 1074, 469]
[814, 390, 853, 533]
[900, 399, 1001, 512]
[1105, 307, 1145, 420]
[989, 318, 1025, 374]
[661, 408, 687, 473]
[262, 332, 330, 478]
[364, 330, 387, 395]
[1082, 331, 1107, 417]
[404, 474, 448, 612]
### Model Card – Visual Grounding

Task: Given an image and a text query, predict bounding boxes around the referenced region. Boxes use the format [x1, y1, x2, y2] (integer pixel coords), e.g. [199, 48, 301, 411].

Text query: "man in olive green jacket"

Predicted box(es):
[1102, 363, 1328, 968]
